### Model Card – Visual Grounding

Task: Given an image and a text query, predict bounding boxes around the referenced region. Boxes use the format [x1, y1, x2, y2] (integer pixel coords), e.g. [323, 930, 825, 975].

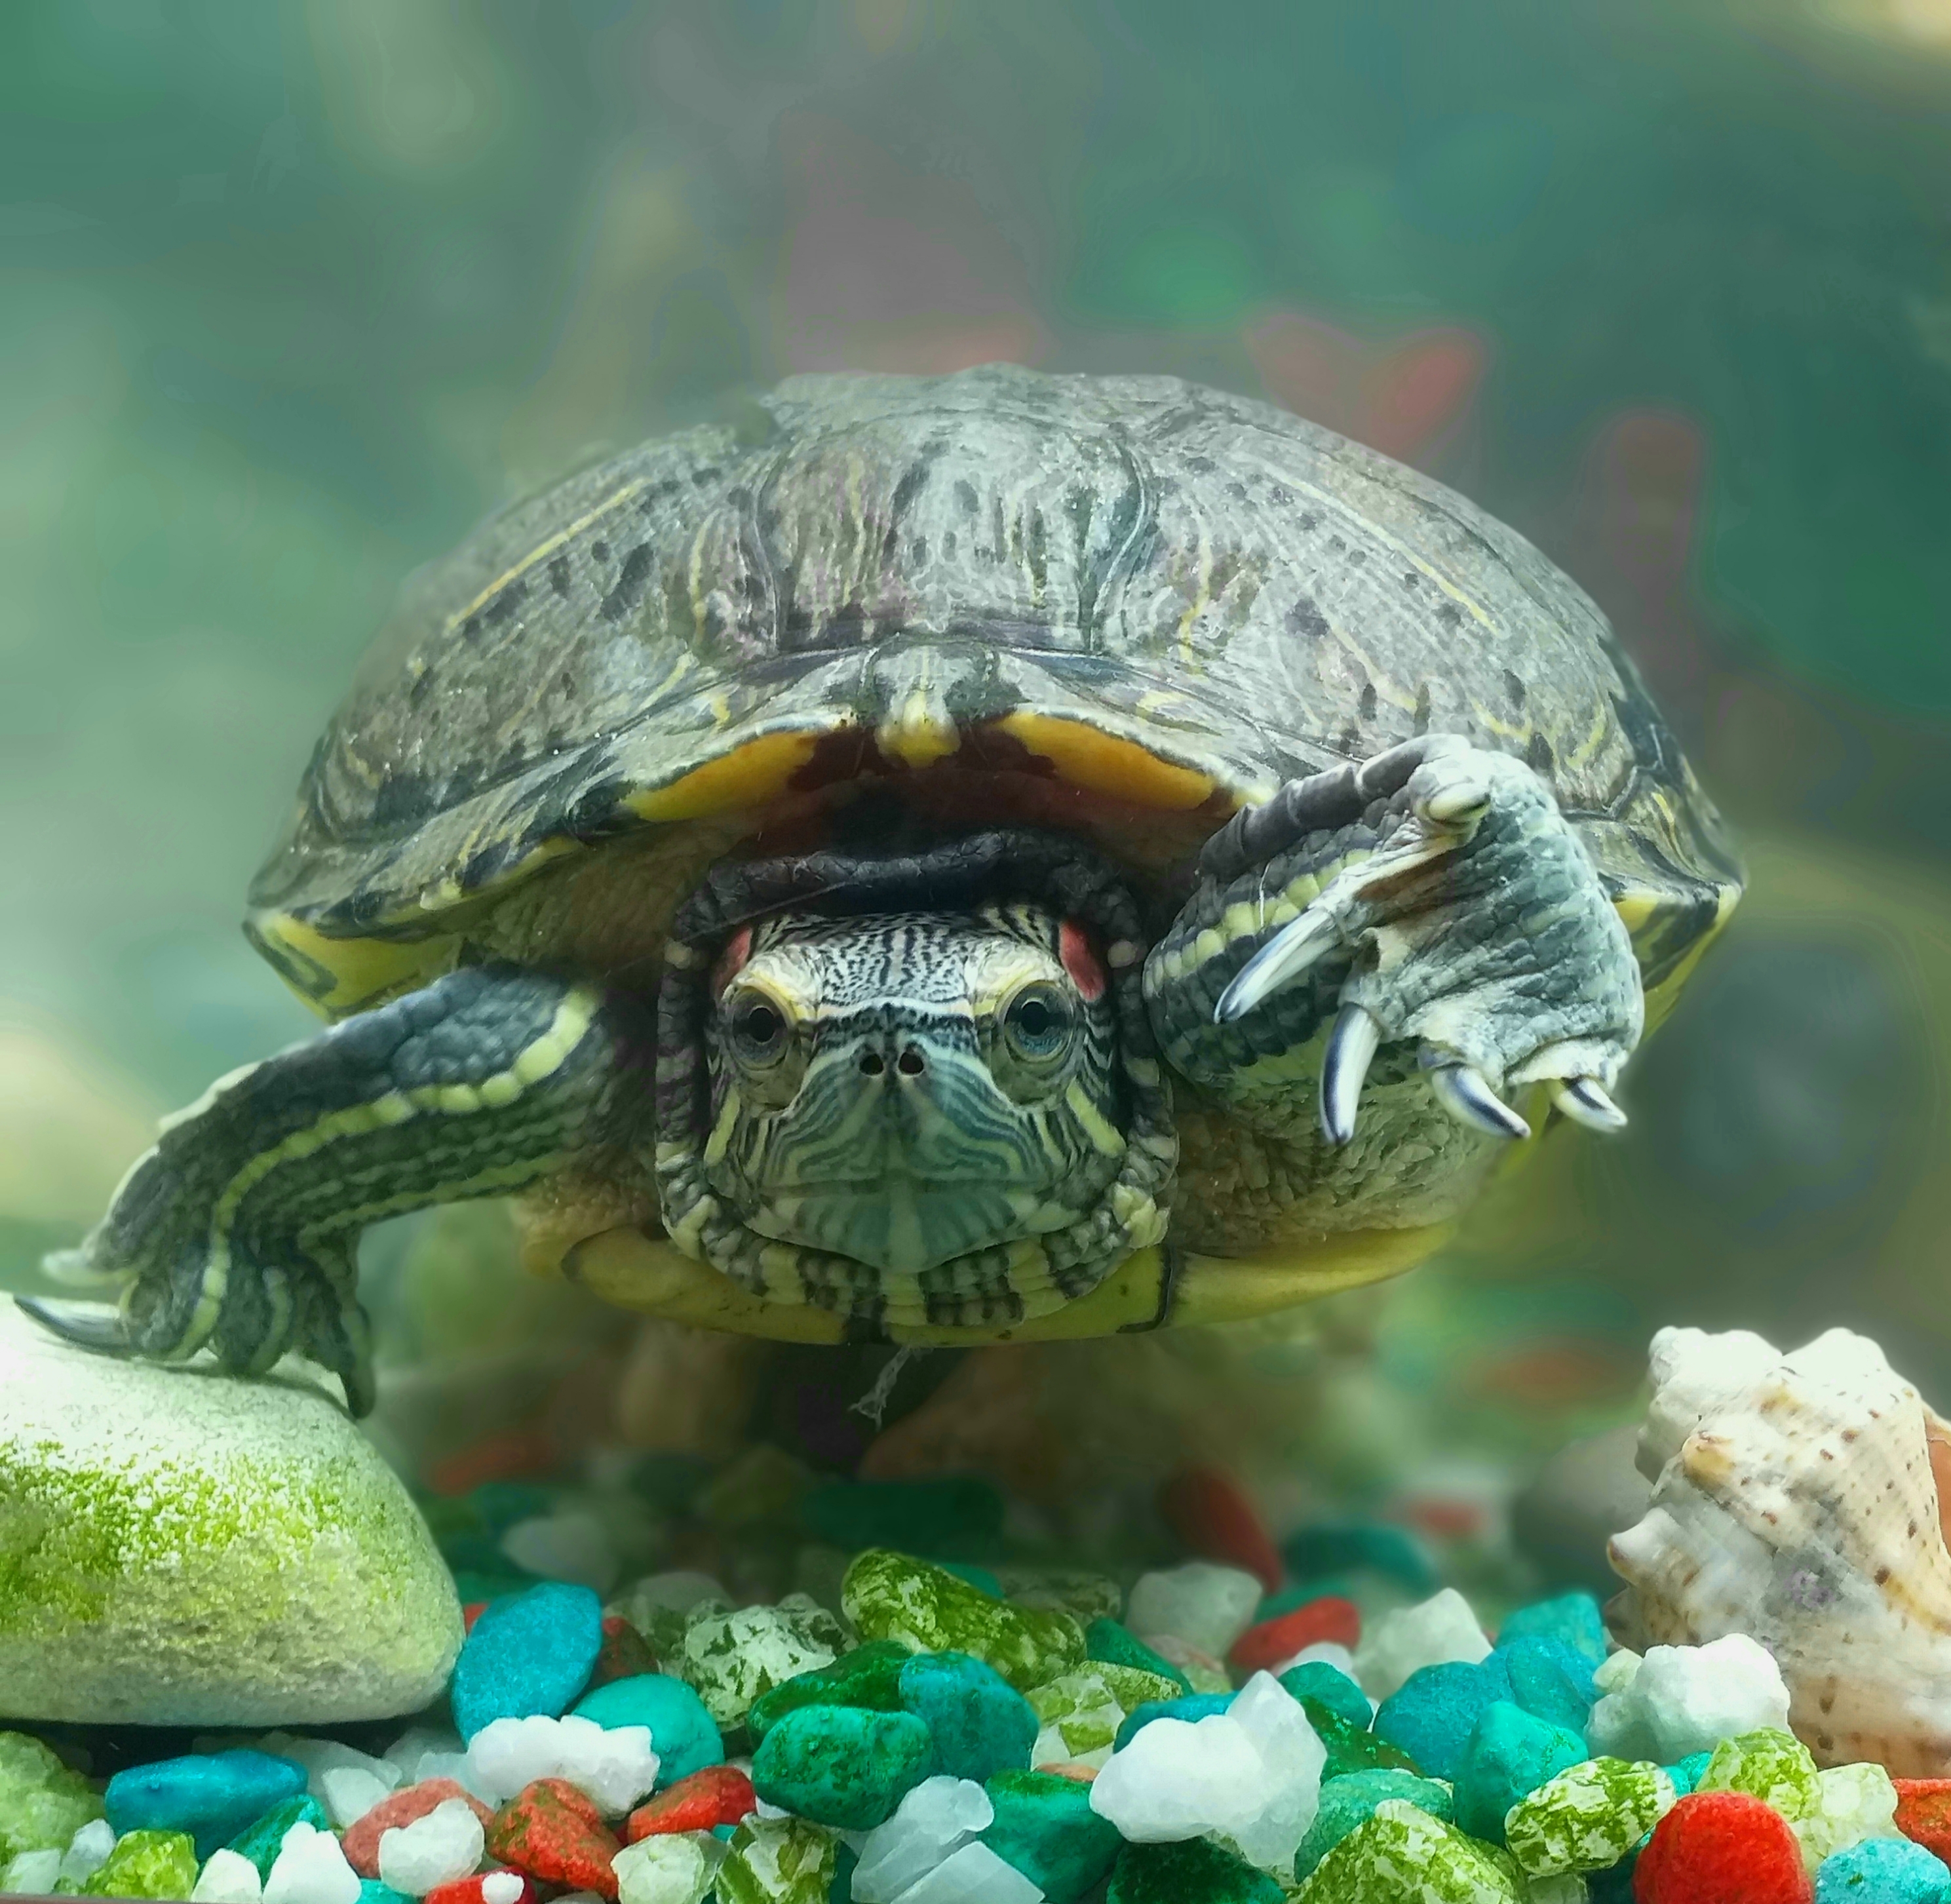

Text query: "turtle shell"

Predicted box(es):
[247, 366, 1741, 1026]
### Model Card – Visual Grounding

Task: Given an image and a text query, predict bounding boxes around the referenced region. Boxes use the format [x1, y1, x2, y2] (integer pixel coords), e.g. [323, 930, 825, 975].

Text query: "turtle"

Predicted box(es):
[24, 365, 1743, 1418]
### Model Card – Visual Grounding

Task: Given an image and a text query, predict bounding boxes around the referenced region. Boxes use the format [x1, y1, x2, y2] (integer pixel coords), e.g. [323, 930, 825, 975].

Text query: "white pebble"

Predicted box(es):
[320, 1764, 393, 1829]
[607, 1570, 728, 1625]
[257, 1733, 404, 1806]
[465, 1713, 659, 1814]
[611, 1831, 724, 1904]
[193, 1848, 265, 1903]
[377, 1797, 487, 1897]
[1796, 1761, 1902, 1869]
[889, 1840, 1044, 1902]
[413, 1750, 499, 1805]
[1125, 1563, 1264, 1658]
[383, 1726, 467, 1779]
[1585, 1634, 1790, 1762]
[853, 1777, 995, 1903]
[59, 1818, 116, 1887]
[1089, 1713, 1267, 1844]
[500, 1511, 621, 1596]
[1592, 1648, 1641, 1696]
[1226, 1672, 1327, 1872]
[1269, 1641, 1361, 1683]
[1352, 1588, 1492, 1700]
[264, 1821, 362, 1904]
[480, 1873, 527, 1904]
[3, 1850, 64, 1896]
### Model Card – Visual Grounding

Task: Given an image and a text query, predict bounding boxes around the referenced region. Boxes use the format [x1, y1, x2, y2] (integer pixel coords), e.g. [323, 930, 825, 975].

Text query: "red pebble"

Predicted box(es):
[626, 1764, 756, 1840]
[1895, 1780, 1951, 1863]
[1157, 1464, 1284, 1593]
[589, 1613, 658, 1688]
[1228, 1596, 1362, 1673]
[462, 1601, 489, 1633]
[1634, 1791, 1813, 1904]
[488, 1778, 623, 1899]
[426, 1426, 560, 1495]
[424, 1875, 537, 1904]
[343, 1780, 495, 1879]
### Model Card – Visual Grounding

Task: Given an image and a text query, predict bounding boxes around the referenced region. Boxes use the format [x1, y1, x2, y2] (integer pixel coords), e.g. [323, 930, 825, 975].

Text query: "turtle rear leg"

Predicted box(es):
[20, 963, 647, 1415]
[1144, 733, 1643, 1150]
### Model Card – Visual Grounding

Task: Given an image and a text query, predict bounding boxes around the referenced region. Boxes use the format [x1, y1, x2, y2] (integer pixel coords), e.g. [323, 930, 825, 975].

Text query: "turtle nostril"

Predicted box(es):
[897, 1047, 926, 1076]
[859, 1052, 885, 1076]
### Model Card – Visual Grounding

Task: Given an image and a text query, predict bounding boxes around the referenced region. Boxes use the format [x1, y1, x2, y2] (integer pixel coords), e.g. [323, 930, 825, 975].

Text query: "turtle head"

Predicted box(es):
[700, 905, 1125, 1276]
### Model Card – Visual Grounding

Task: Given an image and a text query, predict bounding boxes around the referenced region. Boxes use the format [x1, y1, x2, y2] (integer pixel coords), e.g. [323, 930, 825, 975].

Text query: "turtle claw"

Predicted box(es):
[15, 1294, 134, 1354]
[1214, 910, 1340, 1024]
[1424, 1057, 1532, 1142]
[1551, 1076, 1628, 1133]
[1319, 1003, 1381, 1146]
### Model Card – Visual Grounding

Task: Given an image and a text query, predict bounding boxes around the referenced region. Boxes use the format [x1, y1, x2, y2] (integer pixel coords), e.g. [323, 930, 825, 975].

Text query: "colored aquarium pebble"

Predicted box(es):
[1111, 1690, 1234, 1752]
[1813, 1835, 1951, 1902]
[82, 1829, 202, 1900]
[1083, 1620, 1193, 1694]
[1229, 1597, 1362, 1675]
[980, 1769, 1123, 1904]
[748, 1705, 935, 1831]
[106, 1753, 309, 1861]
[1452, 1702, 1590, 1844]
[1505, 1758, 1677, 1877]
[1633, 1789, 1813, 1903]
[1295, 1798, 1522, 1902]
[711, 1817, 838, 1904]
[229, 1794, 334, 1879]
[1376, 1661, 1510, 1782]
[0, 1732, 104, 1861]
[677, 1599, 845, 1730]
[1300, 1696, 1425, 1780]
[843, 1550, 1086, 1691]
[745, 1640, 912, 1739]
[486, 1778, 622, 1896]
[1155, 1464, 1286, 1595]
[1697, 1729, 1821, 1821]
[570, 1676, 723, 1787]
[625, 1766, 755, 1840]
[450, 1585, 605, 1743]
[1106, 1835, 1285, 1903]
[343, 1784, 492, 1880]
[1498, 1596, 1610, 1671]
[609, 1831, 723, 1904]
[1896, 1780, 1951, 1864]
[1796, 1761, 1900, 1867]
[897, 1650, 1039, 1782]
[1278, 1662, 1372, 1732]
[1294, 1770, 1458, 1880]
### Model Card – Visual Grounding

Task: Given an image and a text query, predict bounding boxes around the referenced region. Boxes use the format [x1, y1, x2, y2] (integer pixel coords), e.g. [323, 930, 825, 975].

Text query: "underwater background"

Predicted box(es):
[4, 0, 1951, 1528]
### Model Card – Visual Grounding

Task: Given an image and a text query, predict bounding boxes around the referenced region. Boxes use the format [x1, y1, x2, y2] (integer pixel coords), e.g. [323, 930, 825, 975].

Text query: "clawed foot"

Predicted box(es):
[1205, 735, 1642, 1145]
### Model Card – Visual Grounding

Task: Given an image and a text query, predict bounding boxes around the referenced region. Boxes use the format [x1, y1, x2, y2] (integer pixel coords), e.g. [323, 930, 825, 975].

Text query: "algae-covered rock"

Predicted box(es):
[0, 1303, 461, 1724]
[0, 1730, 103, 1861]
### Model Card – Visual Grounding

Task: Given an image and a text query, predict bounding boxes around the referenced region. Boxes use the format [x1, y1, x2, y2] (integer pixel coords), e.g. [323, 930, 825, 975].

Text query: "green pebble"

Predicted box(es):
[1697, 1728, 1821, 1821]
[981, 1770, 1123, 1904]
[1279, 1662, 1371, 1732]
[898, 1651, 1038, 1783]
[1085, 1619, 1193, 1694]
[715, 1816, 840, 1904]
[1453, 1702, 1589, 1845]
[680, 1594, 847, 1730]
[1295, 1800, 1520, 1902]
[747, 1639, 914, 1740]
[1028, 1666, 1182, 1761]
[799, 1478, 1005, 1557]
[1294, 1772, 1458, 1881]
[227, 1794, 331, 1880]
[1108, 1835, 1285, 1903]
[82, 1830, 199, 1900]
[1504, 1758, 1676, 1878]
[1302, 1699, 1424, 1779]
[750, 1705, 935, 1831]
[0, 1732, 104, 1863]
[842, 1549, 1085, 1692]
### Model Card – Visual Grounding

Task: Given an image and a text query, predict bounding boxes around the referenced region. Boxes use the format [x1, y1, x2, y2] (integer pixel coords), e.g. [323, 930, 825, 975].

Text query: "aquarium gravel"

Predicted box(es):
[6, 1466, 1951, 1904]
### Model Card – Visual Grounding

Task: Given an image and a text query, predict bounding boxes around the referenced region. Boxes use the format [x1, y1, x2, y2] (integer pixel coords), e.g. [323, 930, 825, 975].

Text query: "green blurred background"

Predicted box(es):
[4, 0, 1951, 1475]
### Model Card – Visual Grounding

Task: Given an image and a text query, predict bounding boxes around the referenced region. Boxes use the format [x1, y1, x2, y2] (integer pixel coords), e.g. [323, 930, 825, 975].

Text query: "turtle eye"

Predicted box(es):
[727, 992, 790, 1066]
[1003, 983, 1073, 1062]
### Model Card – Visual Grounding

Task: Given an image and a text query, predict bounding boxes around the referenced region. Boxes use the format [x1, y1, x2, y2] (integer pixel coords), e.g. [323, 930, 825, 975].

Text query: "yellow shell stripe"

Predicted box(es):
[169, 989, 602, 1358]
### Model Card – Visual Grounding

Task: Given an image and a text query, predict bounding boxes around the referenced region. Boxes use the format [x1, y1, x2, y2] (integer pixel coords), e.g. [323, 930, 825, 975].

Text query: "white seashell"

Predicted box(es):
[1607, 1325, 1951, 1773]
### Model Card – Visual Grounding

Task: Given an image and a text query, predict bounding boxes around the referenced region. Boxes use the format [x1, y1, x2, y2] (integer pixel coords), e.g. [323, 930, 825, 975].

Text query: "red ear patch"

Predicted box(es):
[1058, 920, 1106, 1001]
[710, 926, 753, 1000]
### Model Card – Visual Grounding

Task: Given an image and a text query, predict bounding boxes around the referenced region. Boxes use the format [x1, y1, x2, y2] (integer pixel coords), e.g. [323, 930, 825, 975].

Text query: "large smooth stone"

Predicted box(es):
[0, 1303, 461, 1722]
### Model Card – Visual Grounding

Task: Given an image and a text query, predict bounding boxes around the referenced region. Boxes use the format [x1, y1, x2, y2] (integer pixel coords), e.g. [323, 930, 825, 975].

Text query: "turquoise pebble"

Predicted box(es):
[1085, 1619, 1192, 1694]
[897, 1650, 1037, 1783]
[981, 1769, 1123, 1904]
[940, 1562, 1005, 1597]
[1667, 1750, 1713, 1797]
[1281, 1523, 1437, 1595]
[450, 1580, 604, 1741]
[1294, 1770, 1456, 1880]
[1494, 1635, 1596, 1730]
[1278, 1661, 1371, 1732]
[357, 1884, 413, 1904]
[572, 1672, 724, 1786]
[1815, 1836, 1951, 1902]
[1113, 1690, 1233, 1751]
[1375, 1659, 1509, 1782]
[1108, 1836, 1284, 1903]
[750, 1704, 935, 1830]
[227, 1793, 332, 1878]
[104, 1750, 307, 1860]
[799, 1477, 1005, 1555]
[1452, 1700, 1589, 1844]
[1497, 1592, 1609, 1669]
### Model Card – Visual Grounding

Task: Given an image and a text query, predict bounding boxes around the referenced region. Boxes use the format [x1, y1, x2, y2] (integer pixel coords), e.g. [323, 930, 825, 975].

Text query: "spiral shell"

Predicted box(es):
[1608, 1325, 1951, 1774]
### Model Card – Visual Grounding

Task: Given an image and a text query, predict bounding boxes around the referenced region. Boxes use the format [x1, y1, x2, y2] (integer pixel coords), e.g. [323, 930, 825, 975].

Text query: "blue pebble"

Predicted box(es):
[1113, 1691, 1235, 1752]
[1494, 1635, 1597, 1731]
[104, 1751, 308, 1860]
[572, 1672, 725, 1787]
[1453, 1700, 1589, 1844]
[451, 1580, 604, 1741]
[1374, 1658, 1513, 1783]
[1666, 1750, 1713, 1797]
[1815, 1836, 1951, 1903]
[1497, 1593, 1609, 1669]
[898, 1650, 1038, 1783]
[1277, 1661, 1372, 1732]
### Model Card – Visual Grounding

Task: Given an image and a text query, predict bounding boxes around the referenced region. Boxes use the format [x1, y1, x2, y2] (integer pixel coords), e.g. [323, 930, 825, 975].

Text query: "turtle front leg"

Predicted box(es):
[1144, 734, 1642, 1157]
[20, 964, 647, 1415]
